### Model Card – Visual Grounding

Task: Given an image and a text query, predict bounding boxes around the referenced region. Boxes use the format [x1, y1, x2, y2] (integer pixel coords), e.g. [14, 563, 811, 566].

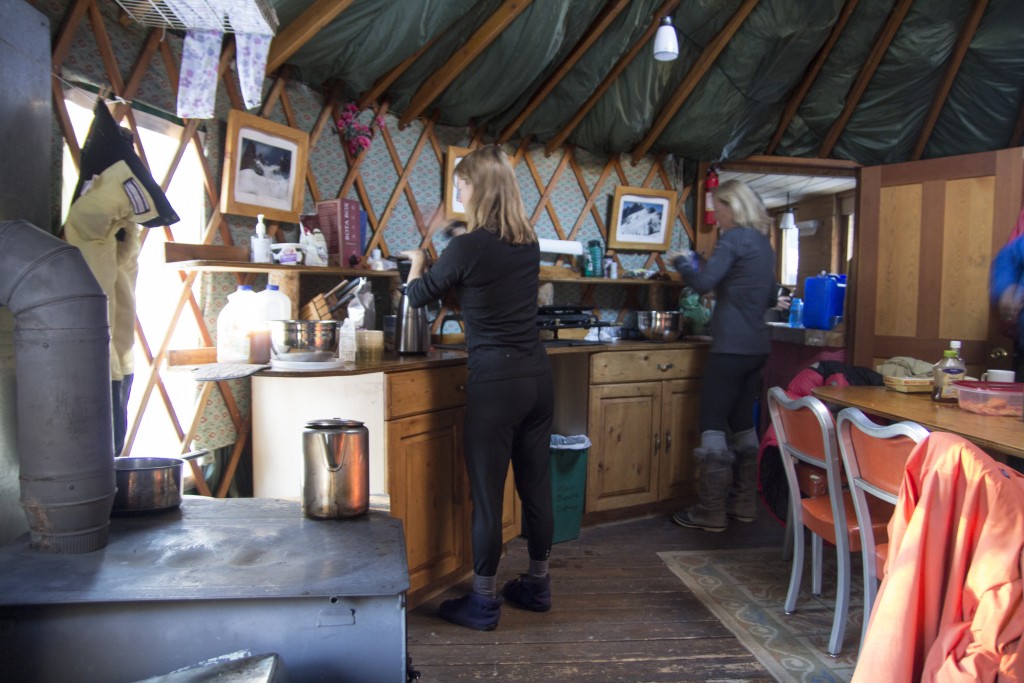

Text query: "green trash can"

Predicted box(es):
[548, 434, 590, 543]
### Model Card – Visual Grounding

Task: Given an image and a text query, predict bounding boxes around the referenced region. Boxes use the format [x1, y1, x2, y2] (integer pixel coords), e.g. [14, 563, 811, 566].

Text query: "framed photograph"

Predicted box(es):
[608, 185, 677, 251]
[445, 146, 472, 220]
[220, 110, 310, 223]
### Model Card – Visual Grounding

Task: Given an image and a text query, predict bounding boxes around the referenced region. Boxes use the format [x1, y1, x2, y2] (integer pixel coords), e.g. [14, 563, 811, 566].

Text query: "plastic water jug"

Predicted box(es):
[301, 418, 369, 519]
[802, 273, 838, 330]
[217, 285, 259, 362]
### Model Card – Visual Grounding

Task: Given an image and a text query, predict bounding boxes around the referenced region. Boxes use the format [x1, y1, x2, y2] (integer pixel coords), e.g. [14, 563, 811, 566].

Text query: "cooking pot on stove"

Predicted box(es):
[112, 450, 210, 515]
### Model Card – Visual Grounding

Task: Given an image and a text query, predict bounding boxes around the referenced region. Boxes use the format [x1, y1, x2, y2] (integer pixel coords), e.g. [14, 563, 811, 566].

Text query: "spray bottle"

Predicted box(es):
[251, 214, 272, 264]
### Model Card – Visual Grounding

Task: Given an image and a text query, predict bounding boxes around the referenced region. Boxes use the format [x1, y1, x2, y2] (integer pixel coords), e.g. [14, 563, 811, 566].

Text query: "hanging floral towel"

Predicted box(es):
[177, 29, 224, 119]
[234, 32, 272, 110]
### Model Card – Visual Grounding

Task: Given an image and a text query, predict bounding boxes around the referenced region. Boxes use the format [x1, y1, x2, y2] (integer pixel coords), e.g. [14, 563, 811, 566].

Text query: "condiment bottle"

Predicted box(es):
[931, 341, 966, 402]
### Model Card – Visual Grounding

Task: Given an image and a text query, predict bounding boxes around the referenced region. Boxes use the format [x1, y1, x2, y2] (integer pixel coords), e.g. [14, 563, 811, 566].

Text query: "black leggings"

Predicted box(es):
[463, 371, 554, 576]
[699, 352, 769, 434]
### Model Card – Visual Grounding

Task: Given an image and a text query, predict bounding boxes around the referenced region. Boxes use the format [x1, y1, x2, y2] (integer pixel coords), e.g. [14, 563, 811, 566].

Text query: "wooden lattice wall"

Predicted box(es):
[44, 0, 698, 491]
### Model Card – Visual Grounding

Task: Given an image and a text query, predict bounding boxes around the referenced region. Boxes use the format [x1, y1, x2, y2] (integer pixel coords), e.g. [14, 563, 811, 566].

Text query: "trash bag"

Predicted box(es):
[550, 434, 591, 450]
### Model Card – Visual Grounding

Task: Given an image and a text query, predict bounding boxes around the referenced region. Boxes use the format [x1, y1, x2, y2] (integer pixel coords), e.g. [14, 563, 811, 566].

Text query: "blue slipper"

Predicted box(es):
[502, 574, 552, 612]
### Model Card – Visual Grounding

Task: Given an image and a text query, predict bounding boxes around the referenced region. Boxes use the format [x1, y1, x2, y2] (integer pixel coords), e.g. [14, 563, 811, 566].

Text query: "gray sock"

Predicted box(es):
[731, 427, 759, 453]
[700, 429, 728, 452]
[528, 559, 549, 580]
[473, 573, 497, 598]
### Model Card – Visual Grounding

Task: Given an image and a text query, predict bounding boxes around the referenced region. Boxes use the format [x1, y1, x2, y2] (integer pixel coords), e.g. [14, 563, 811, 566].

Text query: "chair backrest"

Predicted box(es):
[766, 386, 840, 472]
[836, 408, 930, 504]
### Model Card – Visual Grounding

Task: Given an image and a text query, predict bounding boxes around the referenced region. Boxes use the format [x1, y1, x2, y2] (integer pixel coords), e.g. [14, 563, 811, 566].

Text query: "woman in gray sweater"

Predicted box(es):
[670, 179, 778, 532]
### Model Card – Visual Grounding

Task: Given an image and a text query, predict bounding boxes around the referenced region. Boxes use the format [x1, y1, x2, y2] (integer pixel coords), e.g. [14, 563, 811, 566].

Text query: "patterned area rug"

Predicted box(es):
[659, 547, 863, 682]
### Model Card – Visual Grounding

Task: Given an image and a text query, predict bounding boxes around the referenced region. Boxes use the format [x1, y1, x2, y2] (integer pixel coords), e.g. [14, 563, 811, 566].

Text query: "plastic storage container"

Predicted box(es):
[217, 285, 259, 363]
[524, 435, 590, 544]
[803, 272, 838, 330]
[953, 381, 1024, 417]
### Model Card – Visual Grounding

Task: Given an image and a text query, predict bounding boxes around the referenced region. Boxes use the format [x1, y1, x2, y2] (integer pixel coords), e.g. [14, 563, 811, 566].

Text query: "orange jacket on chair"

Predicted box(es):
[853, 432, 1024, 682]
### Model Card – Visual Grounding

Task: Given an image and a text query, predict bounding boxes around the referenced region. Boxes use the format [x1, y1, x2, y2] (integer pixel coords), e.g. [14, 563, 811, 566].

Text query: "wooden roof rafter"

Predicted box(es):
[497, 0, 632, 145]
[910, 0, 989, 160]
[818, 0, 915, 158]
[766, 0, 861, 155]
[399, 0, 534, 128]
[631, 0, 761, 164]
[546, 0, 681, 156]
[265, 0, 357, 75]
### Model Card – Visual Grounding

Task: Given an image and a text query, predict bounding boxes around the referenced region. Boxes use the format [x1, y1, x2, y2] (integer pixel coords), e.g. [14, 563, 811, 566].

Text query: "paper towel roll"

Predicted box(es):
[538, 238, 583, 255]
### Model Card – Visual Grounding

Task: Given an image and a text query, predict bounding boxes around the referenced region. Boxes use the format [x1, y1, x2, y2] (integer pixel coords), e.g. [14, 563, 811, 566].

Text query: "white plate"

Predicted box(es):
[270, 358, 344, 371]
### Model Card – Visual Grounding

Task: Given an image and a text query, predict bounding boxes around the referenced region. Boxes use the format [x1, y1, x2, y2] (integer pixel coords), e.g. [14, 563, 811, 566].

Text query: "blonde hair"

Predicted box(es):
[713, 178, 770, 234]
[455, 145, 537, 245]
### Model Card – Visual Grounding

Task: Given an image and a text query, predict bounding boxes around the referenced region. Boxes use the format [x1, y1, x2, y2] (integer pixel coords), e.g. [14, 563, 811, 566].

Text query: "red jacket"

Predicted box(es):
[853, 432, 1024, 682]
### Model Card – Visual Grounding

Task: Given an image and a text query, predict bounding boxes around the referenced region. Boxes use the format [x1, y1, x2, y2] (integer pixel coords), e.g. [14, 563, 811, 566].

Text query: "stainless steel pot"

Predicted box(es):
[112, 450, 209, 515]
[302, 419, 369, 519]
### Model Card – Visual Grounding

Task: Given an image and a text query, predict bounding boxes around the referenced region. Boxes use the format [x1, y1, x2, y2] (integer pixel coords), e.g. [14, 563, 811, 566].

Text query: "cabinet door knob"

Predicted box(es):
[457, 384, 466, 392]
[657, 363, 674, 372]
[654, 432, 660, 454]
[665, 431, 672, 451]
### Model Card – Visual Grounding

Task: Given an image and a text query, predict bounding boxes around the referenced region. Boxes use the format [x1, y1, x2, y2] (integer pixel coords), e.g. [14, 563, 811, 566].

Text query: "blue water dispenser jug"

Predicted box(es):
[803, 273, 838, 330]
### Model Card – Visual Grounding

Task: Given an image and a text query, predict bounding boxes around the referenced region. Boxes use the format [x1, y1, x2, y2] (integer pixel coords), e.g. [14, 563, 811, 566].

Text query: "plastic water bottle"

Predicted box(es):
[788, 297, 804, 327]
[931, 341, 966, 403]
[217, 285, 259, 363]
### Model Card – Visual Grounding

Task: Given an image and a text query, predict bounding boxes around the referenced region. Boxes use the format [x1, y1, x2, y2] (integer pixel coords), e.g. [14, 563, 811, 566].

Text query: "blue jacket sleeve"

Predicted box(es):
[991, 237, 1024, 304]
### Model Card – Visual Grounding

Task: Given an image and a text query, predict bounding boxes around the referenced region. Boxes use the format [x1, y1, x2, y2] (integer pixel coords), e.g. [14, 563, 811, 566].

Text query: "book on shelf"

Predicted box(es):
[316, 198, 364, 268]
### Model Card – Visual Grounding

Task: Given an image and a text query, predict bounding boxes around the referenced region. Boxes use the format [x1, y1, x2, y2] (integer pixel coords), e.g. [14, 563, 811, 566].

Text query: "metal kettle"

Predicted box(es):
[395, 258, 432, 354]
[395, 283, 431, 354]
[301, 418, 369, 519]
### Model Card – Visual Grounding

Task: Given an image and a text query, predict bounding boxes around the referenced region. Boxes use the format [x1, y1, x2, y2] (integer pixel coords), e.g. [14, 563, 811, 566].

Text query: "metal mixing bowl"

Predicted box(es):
[637, 311, 682, 342]
[269, 320, 340, 362]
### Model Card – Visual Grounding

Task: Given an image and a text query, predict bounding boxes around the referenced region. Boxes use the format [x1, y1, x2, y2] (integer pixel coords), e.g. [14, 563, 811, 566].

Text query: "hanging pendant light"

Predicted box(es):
[779, 193, 797, 230]
[653, 16, 679, 62]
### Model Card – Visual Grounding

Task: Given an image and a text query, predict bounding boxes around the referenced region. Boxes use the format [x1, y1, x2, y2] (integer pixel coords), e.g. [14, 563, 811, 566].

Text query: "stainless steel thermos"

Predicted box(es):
[301, 418, 369, 519]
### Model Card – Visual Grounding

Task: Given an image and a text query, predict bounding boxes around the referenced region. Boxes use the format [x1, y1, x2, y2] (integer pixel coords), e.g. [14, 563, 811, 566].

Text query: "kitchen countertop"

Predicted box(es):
[259, 338, 711, 377]
[768, 322, 846, 348]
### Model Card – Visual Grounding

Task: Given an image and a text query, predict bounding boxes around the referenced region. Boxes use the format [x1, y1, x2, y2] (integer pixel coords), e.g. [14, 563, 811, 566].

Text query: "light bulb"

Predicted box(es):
[653, 17, 679, 62]
[779, 209, 796, 230]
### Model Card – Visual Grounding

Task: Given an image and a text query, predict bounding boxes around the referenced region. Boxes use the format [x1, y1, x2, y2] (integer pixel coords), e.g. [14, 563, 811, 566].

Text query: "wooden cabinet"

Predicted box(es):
[385, 365, 469, 599]
[586, 348, 706, 513]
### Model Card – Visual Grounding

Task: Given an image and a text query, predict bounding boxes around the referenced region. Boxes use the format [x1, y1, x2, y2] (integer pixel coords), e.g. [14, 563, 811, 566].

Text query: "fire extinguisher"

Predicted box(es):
[704, 167, 719, 225]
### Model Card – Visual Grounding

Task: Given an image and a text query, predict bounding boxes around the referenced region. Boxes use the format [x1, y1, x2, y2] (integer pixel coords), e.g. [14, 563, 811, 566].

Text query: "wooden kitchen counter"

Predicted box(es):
[257, 338, 709, 377]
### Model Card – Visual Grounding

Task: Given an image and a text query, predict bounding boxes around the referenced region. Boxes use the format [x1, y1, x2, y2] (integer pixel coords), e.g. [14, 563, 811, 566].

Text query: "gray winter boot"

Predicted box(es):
[672, 447, 734, 532]
[726, 428, 760, 523]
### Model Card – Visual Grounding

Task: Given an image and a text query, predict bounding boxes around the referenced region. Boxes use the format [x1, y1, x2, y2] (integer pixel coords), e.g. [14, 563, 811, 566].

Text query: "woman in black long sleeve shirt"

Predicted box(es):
[401, 145, 554, 631]
[669, 179, 778, 532]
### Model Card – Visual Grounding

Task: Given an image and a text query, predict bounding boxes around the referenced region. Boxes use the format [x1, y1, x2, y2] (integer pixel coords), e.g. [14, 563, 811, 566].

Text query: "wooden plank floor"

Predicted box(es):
[408, 512, 787, 682]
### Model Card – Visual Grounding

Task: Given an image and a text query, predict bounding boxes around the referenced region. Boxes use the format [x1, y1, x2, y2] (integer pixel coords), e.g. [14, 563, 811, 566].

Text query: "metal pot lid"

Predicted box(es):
[305, 418, 365, 429]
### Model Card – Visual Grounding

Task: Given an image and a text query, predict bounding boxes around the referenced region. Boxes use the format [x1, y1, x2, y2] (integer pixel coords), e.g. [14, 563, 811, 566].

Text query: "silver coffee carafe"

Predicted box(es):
[301, 418, 369, 519]
[396, 283, 431, 354]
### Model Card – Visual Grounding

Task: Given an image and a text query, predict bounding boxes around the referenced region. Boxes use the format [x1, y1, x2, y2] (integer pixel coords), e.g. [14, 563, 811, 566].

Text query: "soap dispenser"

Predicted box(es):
[251, 213, 272, 264]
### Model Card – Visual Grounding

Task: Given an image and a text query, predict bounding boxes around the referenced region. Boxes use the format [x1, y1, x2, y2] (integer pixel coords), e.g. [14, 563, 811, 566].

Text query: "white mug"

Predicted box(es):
[981, 369, 1016, 383]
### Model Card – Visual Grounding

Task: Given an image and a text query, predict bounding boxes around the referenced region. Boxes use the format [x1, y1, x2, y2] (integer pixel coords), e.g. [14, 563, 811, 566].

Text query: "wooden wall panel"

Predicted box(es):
[875, 185, 921, 337]
[941, 176, 994, 341]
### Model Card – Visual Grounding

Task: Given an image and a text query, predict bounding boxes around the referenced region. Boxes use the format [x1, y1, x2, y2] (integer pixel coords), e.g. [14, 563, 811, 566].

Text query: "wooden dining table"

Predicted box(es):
[811, 385, 1024, 461]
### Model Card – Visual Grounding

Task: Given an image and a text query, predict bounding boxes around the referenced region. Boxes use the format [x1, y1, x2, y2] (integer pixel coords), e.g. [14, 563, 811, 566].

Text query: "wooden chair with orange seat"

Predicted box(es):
[766, 386, 888, 657]
[835, 407, 929, 649]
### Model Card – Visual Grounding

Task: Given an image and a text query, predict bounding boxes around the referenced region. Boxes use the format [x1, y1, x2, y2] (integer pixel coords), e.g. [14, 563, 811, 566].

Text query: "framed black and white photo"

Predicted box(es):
[608, 185, 677, 252]
[445, 145, 472, 220]
[221, 110, 310, 223]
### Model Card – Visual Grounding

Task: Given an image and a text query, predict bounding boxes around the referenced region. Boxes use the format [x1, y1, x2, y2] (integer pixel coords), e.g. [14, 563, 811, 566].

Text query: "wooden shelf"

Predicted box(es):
[167, 259, 398, 279]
